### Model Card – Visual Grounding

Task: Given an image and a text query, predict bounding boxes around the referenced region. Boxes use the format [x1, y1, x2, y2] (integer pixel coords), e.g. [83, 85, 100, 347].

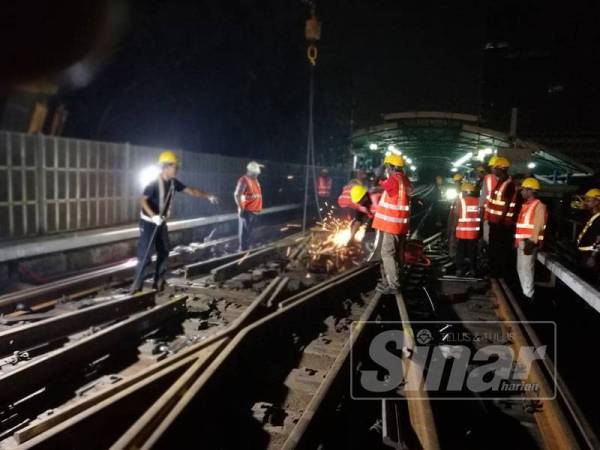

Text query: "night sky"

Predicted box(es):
[53, 0, 600, 163]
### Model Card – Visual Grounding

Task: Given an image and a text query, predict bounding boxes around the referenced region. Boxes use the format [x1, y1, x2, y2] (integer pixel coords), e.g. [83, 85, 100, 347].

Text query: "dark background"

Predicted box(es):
[4, 0, 600, 164]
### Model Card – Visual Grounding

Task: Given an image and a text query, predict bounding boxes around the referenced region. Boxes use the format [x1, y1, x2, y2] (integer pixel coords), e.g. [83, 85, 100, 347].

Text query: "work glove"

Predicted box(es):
[151, 215, 164, 226]
[523, 239, 536, 255]
[207, 194, 219, 204]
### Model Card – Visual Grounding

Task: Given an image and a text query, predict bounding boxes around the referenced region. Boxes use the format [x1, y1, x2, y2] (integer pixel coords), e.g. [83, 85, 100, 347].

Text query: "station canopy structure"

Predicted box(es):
[350, 112, 593, 183]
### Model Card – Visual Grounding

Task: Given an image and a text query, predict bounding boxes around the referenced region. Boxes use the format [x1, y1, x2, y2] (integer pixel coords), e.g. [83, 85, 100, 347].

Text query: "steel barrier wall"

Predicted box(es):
[0, 131, 346, 240]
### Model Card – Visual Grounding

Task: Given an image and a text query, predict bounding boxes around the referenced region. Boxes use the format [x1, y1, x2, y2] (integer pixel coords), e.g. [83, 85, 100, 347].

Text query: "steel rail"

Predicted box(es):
[497, 278, 599, 450]
[490, 279, 581, 450]
[111, 263, 378, 450]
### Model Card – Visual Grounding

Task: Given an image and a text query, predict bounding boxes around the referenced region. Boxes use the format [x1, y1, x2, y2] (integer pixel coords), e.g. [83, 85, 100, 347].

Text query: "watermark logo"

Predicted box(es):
[350, 321, 556, 400]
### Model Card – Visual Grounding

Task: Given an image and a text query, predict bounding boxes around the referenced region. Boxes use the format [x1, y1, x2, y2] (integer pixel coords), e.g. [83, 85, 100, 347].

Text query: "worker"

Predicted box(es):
[481, 156, 499, 244]
[131, 151, 219, 292]
[452, 173, 464, 194]
[447, 173, 464, 258]
[576, 188, 600, 274]
[372, 154, 411, 294]
[234, 161, 264, 251]
[337, 169, 366, 214]
[349, 184, 381, 241]
[487, 156, 516, 277]
[514, 178, 547, 302]
[316, 168, 333, 200]
[454, 182, 481, 277]
[474, 165, 486, 194]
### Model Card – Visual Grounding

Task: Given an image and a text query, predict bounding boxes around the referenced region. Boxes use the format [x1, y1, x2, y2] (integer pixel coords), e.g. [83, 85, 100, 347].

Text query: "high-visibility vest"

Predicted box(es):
[455, 197, 481, 240]
[514, 199, 547, 247]
[577, 212, 600, 252]
[487, 179, 516, 224]
[372, 175, 410, 235]
[337, 180, 360, 209]
[239, 175, 262, 212]
[317, 175, 332, 198]
[483, 174, 498, 221]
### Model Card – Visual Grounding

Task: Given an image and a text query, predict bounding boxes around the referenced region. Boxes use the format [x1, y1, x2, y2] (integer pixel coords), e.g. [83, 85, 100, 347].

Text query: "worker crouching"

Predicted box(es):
[349, 184, 381, 241]
[514, 178, 547, 303]
[372, 154, 411, 295]
[131, 151, 219, 293]
[454, 182, 481, 277]
[235, 161, 264, 252]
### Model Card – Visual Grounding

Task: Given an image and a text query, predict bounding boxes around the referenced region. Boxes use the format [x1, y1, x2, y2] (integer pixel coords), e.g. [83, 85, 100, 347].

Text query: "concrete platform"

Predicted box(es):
[537, 251, 600, 313]
[0, 204, 300, 264]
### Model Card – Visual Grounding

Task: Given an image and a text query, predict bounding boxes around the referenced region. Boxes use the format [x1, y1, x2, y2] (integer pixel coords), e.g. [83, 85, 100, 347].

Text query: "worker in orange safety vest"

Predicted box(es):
[316, 168, 333, 199]
[372, 154, 411, 294]
[337, 169, 366, 215]
[348, 184, 381, 241]
[514, 177, 547, 303]
[487, 156, 516, 277]
[234, 161, 264, 251]
[481, 155, 499, 244]
[453, 182, 481, 277]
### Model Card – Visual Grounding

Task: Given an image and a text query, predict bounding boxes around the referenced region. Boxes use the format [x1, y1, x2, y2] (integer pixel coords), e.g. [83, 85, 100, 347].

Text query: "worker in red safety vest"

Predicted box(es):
[481, 155, 499, 244]
[453, 182, 481, 277]
[487, 156, 516, 277]
[514, 177, 547, 303]
[348, 184, 381, 241]
[337, 169, 366, 215]
[316, 168, 333, 199]
[372, 154, 411, 294]
[234, 161, 264, 251]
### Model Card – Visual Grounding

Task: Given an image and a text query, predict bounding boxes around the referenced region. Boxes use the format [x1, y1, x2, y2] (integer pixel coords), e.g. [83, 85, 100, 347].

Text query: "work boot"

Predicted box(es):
[152, 278, 166, 292]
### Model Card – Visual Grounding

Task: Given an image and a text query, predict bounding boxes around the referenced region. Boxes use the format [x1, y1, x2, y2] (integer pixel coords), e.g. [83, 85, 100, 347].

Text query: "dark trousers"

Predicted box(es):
[239, 210, 257, 251]
[132, 220, 170, 290]
[488, 222, 515, 277]
[456, 239, 477, 275]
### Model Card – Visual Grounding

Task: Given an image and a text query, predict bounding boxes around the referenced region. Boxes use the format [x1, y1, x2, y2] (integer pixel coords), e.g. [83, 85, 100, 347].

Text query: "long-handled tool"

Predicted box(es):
[130, 182, 175, 292]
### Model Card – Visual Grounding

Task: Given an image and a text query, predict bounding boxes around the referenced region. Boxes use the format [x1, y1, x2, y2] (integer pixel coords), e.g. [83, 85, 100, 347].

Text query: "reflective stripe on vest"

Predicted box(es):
[483, 174, 498, 220]
[487, 179, 516, 223]
[577, 212, 600, 252]
[240, 176, 262, 212]
[514, 199, 546, 246]
[317, 176, 332, 197]
[456, 197, 480, 239]
[372, 176, 410, 235]
[337, 183, 354, 208]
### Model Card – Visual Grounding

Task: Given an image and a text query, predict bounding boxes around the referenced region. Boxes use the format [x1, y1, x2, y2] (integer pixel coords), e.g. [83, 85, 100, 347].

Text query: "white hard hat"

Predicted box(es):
[247, 161, 264, 174]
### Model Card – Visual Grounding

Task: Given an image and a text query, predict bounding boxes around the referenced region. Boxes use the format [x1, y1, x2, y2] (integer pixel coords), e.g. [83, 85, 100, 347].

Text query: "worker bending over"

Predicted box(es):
[453, 182, 481, 277]
[372, 154, 411, 294]
[514, 178, 547, 303]
[337, 169, 367, 215]
[577, 189, 600, 276]
[234, 161, 264, 251]
[349, 184, 381, 241]
[487, 157, 516, 277]
[132, 151, 218, 292]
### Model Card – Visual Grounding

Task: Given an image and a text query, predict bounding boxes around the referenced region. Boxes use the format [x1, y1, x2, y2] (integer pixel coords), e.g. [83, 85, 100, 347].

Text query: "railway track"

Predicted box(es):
[1, 194, 598, 449]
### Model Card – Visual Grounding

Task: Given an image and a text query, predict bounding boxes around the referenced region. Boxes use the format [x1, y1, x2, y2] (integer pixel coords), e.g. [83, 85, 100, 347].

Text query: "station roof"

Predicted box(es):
[351, 111, 593, 180]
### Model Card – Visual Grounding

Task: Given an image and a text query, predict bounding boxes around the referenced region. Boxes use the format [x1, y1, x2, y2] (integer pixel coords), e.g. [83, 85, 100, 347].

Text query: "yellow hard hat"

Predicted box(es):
[158, 150, 178, 165]
[494, 156, 511, 169]
[452, 173, 464, 182]
[521, 177, 541, 190]
[461, 182, 476, 193]
[475, 165, 486, 173]
[384, 154, 404, 168]
[487, 155, 498, 167]
[350, 185, 368, 203]
[584, 188, 600, 199]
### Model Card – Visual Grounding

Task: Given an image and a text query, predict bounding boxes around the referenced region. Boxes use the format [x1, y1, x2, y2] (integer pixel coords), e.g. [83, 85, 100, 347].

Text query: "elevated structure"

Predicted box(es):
[351, 111, 594, 180]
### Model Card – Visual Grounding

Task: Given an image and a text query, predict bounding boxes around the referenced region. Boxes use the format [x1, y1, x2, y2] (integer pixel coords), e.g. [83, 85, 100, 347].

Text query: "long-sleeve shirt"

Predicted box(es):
[379, 172, 412, 196]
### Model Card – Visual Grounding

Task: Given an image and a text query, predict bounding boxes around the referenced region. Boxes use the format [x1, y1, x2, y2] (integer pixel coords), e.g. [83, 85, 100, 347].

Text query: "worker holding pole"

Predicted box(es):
[131, 151, 219, 293]
[234, 161, 264, 251]
[372, 154, 411, 294]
